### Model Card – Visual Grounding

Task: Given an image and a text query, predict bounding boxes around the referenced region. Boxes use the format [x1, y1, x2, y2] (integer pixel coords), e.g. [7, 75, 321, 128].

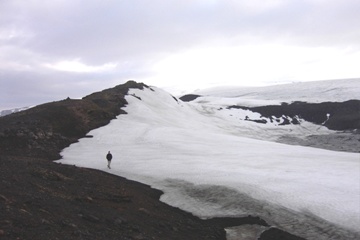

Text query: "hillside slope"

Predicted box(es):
[0, 81, 305, 240]
[0, 81, 227, 239]
[0, 81, 146, 159]
[59, 84, 359, 240]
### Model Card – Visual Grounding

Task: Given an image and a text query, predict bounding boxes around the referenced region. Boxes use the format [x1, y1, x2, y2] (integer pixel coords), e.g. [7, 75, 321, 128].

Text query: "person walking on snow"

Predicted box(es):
[106, 151, 112, 169]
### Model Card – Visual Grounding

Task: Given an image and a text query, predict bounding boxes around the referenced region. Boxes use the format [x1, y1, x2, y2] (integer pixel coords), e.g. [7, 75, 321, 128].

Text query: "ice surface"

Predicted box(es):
[193, 78, 360, 106]
[59, 83, 360, 240]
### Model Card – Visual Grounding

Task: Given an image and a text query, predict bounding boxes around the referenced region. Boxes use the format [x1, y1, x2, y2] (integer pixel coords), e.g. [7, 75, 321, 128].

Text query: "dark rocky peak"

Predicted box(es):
[84, 81, 148, 102]
[0, 81, 148, 159]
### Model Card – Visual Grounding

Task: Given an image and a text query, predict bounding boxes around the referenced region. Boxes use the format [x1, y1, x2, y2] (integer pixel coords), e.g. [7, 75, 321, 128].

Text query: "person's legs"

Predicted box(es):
[107, 160, 111, 169]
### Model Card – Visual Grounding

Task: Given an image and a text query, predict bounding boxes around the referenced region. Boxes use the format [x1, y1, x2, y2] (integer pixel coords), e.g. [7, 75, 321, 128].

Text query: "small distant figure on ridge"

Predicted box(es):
[106, 151, 112, 169]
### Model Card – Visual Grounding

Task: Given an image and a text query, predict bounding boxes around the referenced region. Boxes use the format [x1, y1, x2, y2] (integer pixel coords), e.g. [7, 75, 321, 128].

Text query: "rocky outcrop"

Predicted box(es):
[228, 100, 360, 131]
[179, 94, 202, 102]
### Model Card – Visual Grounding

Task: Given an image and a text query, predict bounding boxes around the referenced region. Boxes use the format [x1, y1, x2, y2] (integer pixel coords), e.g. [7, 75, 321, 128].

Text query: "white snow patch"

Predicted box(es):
[59, 84, 360, 240]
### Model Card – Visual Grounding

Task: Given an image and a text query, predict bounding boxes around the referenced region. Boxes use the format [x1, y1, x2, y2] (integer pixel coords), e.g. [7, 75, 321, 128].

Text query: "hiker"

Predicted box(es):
[106, 151, 112, 169]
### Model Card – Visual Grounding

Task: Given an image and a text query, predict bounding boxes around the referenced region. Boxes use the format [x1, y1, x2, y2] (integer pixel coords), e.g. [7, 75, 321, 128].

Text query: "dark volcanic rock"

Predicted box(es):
[0, 155, 225, 240]
[259, 227, 306, 240]
[179, 94, 202, 102]
[229, 100, 360, 131]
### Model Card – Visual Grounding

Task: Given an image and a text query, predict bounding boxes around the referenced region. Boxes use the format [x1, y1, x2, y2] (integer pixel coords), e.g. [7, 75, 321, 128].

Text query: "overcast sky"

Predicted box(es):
[1, 0, 360, 110]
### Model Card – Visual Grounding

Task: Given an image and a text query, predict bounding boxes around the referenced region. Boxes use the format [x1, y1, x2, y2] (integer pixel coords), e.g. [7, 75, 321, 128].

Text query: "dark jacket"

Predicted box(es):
[106, 152, 112, 161]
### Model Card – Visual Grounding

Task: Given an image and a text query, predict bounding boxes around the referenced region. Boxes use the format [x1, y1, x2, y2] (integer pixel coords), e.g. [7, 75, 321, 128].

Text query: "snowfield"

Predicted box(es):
[59, 79, 360, 240]
[193, 78, 360, 106]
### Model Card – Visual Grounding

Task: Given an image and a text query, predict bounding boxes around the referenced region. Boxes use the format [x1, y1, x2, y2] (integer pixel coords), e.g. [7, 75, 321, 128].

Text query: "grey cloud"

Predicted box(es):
[4, 0, 360, 62]
[1, 0, 360, 109]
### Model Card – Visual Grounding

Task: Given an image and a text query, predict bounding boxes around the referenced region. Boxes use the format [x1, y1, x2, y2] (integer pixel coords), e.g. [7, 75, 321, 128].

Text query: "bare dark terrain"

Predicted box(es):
[5, 81, 358, 239]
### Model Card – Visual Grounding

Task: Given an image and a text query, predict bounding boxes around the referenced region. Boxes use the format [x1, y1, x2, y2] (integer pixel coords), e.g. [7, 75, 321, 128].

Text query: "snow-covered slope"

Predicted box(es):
[59, 81, 360, 240]
[192, 78, 360, 107]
